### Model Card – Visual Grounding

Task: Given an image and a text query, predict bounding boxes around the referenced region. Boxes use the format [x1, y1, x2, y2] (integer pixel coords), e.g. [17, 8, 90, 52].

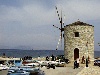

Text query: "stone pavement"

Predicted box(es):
[66, 61, 100, 75]
[76, 66, 100, 75]
[40, 66, 83, 75]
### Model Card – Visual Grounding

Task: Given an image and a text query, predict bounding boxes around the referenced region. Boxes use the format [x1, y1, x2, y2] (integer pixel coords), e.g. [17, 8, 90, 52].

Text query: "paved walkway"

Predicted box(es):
[41, 66, 83, 75]
[77, 66, 100, 75]
[76, 62, 100, 75]
[40, 62, 85, 75]
[0, 70, 8, 75]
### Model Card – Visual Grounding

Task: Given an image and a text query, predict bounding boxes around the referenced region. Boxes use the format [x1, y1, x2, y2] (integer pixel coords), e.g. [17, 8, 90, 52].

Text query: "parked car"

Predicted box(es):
[94, 60, 100, 67]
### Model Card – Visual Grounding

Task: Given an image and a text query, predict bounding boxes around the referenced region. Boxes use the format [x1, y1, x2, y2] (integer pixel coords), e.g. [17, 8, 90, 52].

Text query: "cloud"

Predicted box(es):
[0, 0, 100, 50]
[56, 0, 100, 24]
[0, 2, 56, 26]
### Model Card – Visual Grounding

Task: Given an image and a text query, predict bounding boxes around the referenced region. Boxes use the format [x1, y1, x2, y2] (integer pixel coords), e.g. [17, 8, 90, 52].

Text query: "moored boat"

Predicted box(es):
[8, 65, 40, 75]
[7, 70, 30, 75]
[0, 64, 9, 70]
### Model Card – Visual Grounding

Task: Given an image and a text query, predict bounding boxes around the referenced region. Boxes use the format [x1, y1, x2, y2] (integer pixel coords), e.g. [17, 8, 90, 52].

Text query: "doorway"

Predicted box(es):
[74, 48, 79, 60]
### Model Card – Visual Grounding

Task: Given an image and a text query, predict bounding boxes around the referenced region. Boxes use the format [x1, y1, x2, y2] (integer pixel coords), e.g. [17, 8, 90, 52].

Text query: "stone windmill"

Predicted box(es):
[64, 20, 94, 61]
[53, 7, 94, 62]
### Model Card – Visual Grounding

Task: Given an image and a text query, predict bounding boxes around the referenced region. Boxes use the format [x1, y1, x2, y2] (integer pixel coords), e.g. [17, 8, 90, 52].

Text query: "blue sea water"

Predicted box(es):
[0, 49, 64, 58]
[0, 49, 100, 58]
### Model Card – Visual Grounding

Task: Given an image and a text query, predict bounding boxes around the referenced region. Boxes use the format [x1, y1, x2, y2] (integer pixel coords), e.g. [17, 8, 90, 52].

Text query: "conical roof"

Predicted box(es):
[65, 20, 94, 27]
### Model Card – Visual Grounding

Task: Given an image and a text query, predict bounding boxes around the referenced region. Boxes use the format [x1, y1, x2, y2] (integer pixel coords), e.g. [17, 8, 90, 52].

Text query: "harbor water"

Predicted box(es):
[0, 49, 100, 58]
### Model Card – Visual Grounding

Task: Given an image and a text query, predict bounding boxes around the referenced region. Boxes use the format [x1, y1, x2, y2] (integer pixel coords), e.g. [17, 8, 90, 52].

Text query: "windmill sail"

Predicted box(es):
[53, 6, 65, 50]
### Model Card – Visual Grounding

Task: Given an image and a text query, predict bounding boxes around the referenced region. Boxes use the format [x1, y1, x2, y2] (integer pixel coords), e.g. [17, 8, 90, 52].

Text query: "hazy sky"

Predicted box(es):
[0, 0, 100, 50]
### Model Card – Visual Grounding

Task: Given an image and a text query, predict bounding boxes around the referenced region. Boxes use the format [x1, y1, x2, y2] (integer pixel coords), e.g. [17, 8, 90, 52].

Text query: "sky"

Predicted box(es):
[0, 0, 100, 50]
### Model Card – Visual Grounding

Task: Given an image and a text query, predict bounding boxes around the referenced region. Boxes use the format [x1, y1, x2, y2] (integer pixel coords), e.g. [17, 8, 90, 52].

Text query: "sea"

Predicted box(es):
[0, 49, 100, 58]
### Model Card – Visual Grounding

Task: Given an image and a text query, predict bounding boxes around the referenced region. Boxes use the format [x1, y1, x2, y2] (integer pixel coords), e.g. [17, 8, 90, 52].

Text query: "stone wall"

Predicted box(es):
[64, 21, 94, 61]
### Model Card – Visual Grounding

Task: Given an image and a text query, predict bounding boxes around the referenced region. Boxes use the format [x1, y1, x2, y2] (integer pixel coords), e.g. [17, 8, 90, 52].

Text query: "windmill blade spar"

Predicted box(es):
[53, 6, 65, 50]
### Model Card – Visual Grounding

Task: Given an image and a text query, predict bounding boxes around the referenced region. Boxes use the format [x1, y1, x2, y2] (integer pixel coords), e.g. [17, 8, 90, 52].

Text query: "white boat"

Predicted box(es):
[37, 61, 49, 67]
[37, 60, 66, 67]
[0, 64, 9, 70]
[37, 60, 59, 67]
[8, 70, 15, 73]
[24, 62, 40, 67]
[7, 70, 30, 75]
[23, 60, 40, 67]
[8, 65, 40, 75]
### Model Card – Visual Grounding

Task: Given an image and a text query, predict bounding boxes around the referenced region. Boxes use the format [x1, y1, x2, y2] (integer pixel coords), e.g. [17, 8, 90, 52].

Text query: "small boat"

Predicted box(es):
[7, 70, 30, 75]
[0, 64, 9, 70]
[22, 60, 40, 67]
[8, 66, 40, 75]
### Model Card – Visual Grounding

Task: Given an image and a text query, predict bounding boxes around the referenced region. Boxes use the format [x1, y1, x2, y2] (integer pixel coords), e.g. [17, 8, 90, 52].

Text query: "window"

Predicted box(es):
[74, 32, 79, 37]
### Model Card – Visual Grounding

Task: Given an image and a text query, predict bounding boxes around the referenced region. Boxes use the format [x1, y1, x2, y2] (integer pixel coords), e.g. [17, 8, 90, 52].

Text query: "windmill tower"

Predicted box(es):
[64, 20, 94, 61]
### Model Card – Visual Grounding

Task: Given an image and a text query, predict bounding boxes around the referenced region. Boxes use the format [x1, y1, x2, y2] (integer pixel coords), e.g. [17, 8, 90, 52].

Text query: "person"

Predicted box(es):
[51, 54, 55, 61]
[2, 53, 6, 58]
[38, 56, 40, 61]
[82, 56, 85, 64]
[77, 58, 80, 68]
[74, 60, 77, 69]
[46, 56, 49, 61]
[86, 58, 88, 67]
